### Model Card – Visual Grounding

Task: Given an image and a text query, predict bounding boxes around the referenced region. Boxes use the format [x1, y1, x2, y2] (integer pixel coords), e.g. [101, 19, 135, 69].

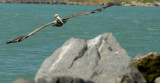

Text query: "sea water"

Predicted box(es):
[0, 3, 160, 83]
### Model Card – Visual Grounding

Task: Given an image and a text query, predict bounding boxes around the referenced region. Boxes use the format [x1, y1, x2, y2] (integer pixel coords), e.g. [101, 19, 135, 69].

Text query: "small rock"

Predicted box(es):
[13, 78, 32, 83]
[154, 77, 160, 83]
[134, 53, 145, 60]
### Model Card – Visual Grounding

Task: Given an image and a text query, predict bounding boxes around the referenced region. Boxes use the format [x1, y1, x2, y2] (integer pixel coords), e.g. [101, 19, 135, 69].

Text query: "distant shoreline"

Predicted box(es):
[0, 1, 160, 7]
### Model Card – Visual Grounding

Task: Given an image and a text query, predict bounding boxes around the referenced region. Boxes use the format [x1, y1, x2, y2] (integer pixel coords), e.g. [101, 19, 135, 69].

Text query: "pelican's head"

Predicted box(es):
[54, 14, 64, 24]
[54, 14, 59, 18]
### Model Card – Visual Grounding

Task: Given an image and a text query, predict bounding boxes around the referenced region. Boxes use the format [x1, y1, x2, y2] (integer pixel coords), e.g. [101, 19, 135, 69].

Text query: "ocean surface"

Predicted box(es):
[0, 3, 160, 83]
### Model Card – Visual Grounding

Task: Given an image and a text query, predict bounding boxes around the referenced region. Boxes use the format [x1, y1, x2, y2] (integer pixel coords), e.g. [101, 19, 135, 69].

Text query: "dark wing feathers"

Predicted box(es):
[63, 3, 114, 20]
[27, 21, 56, 37]
[6, 21, 56, 44]
[6, 36, 29, 44]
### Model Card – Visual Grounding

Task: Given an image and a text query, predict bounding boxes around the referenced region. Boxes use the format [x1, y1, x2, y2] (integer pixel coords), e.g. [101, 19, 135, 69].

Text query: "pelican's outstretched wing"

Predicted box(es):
[6, 3, 114, 44]
[63, 3, 114, 20]
[6, 21, 56, 44]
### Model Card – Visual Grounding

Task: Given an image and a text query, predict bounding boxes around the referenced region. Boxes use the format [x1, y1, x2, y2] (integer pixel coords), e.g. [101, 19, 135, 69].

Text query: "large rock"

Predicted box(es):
[35, 33, 146, 83]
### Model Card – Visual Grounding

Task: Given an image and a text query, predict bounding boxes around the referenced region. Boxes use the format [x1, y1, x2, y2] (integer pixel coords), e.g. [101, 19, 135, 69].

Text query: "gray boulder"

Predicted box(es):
[35, 33, 146, 83]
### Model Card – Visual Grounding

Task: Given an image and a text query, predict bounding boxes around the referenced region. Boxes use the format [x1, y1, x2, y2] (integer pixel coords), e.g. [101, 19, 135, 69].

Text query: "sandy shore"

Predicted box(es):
[0, 0, 160, 6]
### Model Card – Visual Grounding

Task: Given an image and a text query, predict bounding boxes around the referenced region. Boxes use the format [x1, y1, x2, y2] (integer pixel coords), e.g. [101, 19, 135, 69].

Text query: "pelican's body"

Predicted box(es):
[53, 19, 67, 27]
[53, 14, 67, 27]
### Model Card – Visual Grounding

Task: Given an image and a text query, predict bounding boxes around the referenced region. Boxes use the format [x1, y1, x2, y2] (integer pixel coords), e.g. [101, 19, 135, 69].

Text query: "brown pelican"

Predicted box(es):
[6, 3, 114, 44]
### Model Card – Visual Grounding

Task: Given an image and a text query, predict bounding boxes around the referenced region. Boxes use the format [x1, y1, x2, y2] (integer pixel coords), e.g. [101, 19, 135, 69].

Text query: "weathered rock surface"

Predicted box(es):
[35, 33, 146, 83]
[134, 52, 160, 83]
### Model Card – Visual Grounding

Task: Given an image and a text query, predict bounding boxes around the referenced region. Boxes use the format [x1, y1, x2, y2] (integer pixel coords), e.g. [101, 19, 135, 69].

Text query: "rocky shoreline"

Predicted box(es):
[0, 0, 160, 6]
[12, 33, 160, 83]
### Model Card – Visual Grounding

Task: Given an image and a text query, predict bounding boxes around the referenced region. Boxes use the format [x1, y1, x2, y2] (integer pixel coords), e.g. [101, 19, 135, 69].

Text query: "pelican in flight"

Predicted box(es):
[6, 3, 114, 44]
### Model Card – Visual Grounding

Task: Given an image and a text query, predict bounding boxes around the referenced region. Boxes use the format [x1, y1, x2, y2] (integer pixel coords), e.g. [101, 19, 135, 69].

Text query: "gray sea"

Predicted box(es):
[0, 3, 160, 83]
